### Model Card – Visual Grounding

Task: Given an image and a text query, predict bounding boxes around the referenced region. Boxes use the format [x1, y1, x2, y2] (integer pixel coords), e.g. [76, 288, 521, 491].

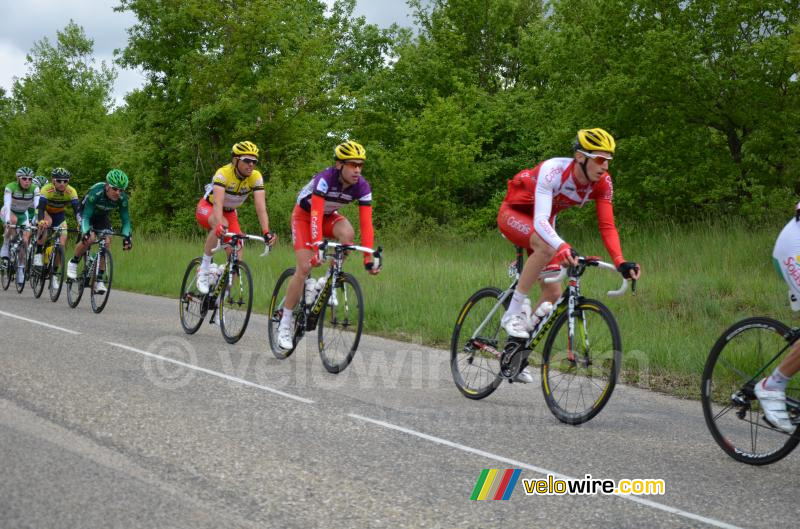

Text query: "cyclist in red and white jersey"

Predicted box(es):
[497, 128, 641, 382]
[755, 204, 800, 432]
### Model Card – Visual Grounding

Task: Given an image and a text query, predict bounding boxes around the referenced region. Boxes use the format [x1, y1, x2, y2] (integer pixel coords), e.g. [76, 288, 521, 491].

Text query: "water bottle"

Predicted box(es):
[531, 301, 554, 329]
[210, 263, 224, 286]
[305, 277, 317, 305]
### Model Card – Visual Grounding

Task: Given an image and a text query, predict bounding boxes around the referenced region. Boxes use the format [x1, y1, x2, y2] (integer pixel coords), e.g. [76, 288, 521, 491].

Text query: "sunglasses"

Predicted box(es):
[580, 150, 613, 164]
[19, 177, 33, 181]
[54, 179, 69, 184]
[239, 157, 258, 165]
[109, 185, 123, 191]
[344, 161, 364, 169]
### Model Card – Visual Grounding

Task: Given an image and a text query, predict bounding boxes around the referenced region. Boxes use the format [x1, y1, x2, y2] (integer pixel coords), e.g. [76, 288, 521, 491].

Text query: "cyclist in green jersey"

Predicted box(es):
[66, 169, 132, 295]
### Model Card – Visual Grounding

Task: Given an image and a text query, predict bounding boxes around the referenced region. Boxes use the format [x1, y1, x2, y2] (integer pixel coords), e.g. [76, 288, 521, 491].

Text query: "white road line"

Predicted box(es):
[0, 309, 81, 335]
[106, 342, 315, 405]
[348, 413, 743, 529]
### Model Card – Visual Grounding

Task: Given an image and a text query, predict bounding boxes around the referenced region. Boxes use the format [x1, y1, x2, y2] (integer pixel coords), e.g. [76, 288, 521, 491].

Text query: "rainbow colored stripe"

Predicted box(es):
[470, 469, 521, 500]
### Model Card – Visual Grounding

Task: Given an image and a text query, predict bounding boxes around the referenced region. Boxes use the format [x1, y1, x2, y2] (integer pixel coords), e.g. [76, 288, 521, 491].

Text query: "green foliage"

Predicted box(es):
[1, 1, 799, 236]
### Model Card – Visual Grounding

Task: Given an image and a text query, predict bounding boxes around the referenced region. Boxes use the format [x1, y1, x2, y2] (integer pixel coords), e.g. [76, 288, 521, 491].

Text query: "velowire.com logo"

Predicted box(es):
[469, 469, 521, 501]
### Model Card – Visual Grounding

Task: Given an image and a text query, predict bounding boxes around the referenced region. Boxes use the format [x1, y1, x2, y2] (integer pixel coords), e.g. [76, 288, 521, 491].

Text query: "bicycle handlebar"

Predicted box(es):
[212, 232, 271, 257]
[316, 240, 383, 268]
[543, 257, 630, 297]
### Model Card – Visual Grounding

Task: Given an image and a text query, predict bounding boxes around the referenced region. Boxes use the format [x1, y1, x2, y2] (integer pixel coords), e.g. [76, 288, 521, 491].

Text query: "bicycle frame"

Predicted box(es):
[468, 249, 628, 371]
[301, 241, 381, 332]
[207, 232, 268, 324]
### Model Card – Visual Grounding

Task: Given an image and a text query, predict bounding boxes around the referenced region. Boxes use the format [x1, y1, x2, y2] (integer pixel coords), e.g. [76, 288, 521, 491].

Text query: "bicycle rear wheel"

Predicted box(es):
[48, 245, 65, 302]
[318, 272, 364, 374]
[66, 256, 86, 308]
[219, 260, 253, 344]
[178, 257, 207, 334]
[701, 317, 800, 465]
[90, 249, 113, 313]
[450, 287, 506, 400]
[541, 298, 621, 425]
[267, 268, 303, 359]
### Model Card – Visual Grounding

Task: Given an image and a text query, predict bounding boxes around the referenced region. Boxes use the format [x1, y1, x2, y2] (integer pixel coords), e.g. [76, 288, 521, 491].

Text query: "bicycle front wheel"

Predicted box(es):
[90, 249, 113, 313]
[15, 246, 27, 294]
[450, 287, 506, 400]
[267, 267, 302, 359]
[318, 272, 364, 374]
[31, 251, 46, 298]
[541, 298, 621, 425]
[66, 256, 86, 309]
[178, 257, 206, 334]
[701, 317, 800, 465]
[48, 245, 65, 302]
[1, 255, 11, 290]
[219, 260, 253, 344]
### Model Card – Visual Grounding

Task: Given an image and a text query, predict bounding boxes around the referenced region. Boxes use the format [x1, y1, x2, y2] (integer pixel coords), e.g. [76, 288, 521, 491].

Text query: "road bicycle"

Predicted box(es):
[66, 229, 122, 313]
[1, 224, 33, 294]
[29, 225, 71, 301]
[179, 232, 269, 344]
[701, 317, 800, 464]
[451, 247, 632, 425]
[267, 241, 382, 374]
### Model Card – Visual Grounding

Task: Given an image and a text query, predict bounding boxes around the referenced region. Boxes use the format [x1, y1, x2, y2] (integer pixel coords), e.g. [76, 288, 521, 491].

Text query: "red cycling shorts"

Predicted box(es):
[291, 205, 346, 251]
[497, 203, 561, 275]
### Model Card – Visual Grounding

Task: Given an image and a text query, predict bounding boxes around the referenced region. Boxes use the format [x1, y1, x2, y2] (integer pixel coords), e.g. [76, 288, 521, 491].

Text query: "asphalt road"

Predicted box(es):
[0, 286, 796, 528]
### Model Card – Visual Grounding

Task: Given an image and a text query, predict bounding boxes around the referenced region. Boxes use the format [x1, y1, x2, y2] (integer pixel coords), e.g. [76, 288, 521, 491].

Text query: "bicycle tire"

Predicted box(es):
[701, 317, 800, 465]
[1, 254, 11, 291]
[318, 272, 364, 374]
[66, 255, 86, 308]
[90, 249, 113, 313]
[14, 245, 27, 294]
[450, 287, 506, 400]
[178, 257, 206, 334]
[218, 260, 253, 344]
[267, 267, 303, 359]
[541, 298, 621, 425]
[48, 245, 65, 302]
[31, 249, 46, 298]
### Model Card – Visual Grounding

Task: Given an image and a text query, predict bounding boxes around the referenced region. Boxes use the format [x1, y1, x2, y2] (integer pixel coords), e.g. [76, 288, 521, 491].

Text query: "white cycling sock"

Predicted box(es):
[200, 254, 212, 270]
[507, 289, 527, 316]
[764, 368, 791, 392]
[280, 308, 293, 327]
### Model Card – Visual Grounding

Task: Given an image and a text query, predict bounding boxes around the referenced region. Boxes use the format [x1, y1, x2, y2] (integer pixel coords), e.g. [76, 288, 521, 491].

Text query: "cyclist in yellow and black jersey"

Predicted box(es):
[194, 140, 277, 294]
[33, 168, 82, 284]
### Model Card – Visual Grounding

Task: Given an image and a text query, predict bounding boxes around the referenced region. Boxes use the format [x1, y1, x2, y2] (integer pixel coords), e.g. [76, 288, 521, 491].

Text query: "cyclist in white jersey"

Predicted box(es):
[757, 204, 800, 432]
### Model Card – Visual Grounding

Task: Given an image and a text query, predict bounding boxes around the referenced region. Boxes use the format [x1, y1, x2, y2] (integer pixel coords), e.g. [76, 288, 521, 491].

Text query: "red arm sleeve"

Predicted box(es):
[596, 199, 625, 267]
[359, 204, 375, 263]
[310, 194, 325, 247]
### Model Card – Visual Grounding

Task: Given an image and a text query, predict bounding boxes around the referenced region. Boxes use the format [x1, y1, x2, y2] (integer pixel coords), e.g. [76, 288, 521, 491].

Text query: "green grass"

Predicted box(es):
[93, 219, 793, 397]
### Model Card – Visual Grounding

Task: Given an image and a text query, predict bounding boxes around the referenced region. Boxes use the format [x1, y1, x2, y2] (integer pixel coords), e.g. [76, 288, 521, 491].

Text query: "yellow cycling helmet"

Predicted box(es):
[334, 140, 366, 161]
[574, 128, 615, 154]
[232, 141, 259, 158]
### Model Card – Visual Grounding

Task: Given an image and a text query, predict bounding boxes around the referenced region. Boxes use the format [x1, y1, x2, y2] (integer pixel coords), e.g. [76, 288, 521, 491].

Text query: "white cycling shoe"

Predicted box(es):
[66, 260, 78, 279]
[51, 275, 60, 291]
[514, 366, 533, 383]
[94, 280, 107, 295]
[754, 379, 795, 433]
[277, 321, 294, 350]
[501, 312, 530, 339]
[196, 269, 210, 294]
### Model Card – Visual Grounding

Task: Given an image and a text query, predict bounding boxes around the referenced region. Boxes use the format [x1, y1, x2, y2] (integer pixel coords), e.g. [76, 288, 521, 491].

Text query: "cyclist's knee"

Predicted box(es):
[539, 281, 561, 303]
[530, 233, 555, 256]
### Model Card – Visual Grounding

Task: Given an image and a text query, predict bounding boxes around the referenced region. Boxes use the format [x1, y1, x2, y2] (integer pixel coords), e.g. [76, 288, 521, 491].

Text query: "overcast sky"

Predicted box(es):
[0, 1, 417, 107]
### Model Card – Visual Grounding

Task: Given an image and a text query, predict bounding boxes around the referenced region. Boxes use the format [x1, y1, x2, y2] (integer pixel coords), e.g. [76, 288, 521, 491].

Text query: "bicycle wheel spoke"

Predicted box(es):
[219, 262, 253, 344]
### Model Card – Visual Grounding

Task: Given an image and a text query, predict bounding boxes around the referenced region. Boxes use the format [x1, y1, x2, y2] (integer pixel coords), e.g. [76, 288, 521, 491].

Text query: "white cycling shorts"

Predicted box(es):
[772, 218, 800, 306]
